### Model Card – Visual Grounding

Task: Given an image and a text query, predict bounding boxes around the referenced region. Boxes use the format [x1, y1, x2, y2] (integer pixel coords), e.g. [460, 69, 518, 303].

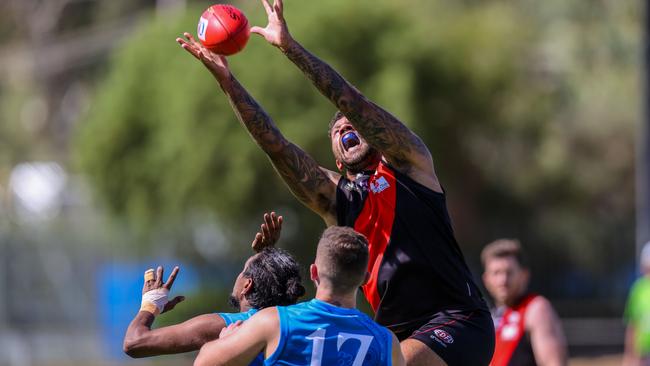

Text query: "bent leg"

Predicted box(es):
[401, 338, 447, 366]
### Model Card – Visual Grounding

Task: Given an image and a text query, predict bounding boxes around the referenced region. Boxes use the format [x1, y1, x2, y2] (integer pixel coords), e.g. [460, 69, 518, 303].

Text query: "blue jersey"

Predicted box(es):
[265, 299, 393, 366]
[218, 308, 263, 366]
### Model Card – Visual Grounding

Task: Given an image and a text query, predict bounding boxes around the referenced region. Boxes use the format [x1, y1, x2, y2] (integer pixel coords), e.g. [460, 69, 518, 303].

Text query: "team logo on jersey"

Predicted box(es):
[197, 17, 208, 41]
[501, 324, 519, 340]
[508, 311, 521, 323]
[432, 329, 454, 344]
[370, 176, 390, 194]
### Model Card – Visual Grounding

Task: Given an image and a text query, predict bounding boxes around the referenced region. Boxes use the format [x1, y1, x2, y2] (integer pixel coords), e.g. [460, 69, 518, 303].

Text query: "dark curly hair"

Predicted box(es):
[242, 247, 306, 309]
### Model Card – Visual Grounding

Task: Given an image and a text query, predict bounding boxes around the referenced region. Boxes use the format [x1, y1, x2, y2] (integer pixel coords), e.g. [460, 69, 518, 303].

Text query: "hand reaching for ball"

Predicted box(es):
[251, 212, 283, 252]
[176, 32, 230, 80]
[250, 0, 293, 51]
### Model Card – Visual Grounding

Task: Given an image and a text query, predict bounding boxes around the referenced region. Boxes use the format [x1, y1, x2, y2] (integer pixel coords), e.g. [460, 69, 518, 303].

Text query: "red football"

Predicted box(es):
[197, 4, 250, 55]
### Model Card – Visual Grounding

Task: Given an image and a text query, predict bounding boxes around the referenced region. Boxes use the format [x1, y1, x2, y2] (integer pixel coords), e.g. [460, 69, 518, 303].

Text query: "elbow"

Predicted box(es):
[193, 354, 215, 366]
[122, 338, 137, 358]
[122, 337, 145, 358]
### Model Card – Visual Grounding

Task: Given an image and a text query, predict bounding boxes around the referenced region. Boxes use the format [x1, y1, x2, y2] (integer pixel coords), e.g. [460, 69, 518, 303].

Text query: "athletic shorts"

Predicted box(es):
[397, 308, 495, 366]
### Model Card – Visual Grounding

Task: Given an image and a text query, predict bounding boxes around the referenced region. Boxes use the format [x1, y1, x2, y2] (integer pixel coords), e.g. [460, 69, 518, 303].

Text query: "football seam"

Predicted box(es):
[212, 12, 232, 39]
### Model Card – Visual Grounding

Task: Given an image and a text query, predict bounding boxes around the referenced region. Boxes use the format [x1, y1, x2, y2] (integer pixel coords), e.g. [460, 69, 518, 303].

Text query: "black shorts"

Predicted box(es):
[397, 309, 495, 366]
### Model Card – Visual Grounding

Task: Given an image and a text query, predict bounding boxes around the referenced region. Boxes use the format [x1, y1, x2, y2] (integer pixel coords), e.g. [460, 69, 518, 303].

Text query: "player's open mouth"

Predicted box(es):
[341, 131, 360, 151]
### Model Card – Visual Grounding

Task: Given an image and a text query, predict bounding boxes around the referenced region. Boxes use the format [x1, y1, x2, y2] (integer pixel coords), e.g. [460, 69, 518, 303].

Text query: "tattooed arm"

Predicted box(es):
[251, 0, 441, 192]
[176, 33, 339, 225]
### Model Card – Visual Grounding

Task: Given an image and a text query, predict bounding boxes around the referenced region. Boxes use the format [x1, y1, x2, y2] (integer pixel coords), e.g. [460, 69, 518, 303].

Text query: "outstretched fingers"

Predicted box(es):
[177, 38, 199, 58]
[163, 266, 180, 290]
[183, 32, 200, 47]
[250, 26, 265, 36]
[274, 0, 283, 15]
[263, 213, 273, 238]
[252, 232, 264, 251]
[276, 213, 283, 231]
[155, 266, 163, 287]
[260, 0, 273, 15]
[176, 32, 206, 59]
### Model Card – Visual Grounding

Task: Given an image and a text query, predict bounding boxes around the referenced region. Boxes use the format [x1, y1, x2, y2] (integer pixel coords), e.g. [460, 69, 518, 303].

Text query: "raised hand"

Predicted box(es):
[142, 266, 185, 314]
[250, 0, 292, 50]
[176, 32, 230, 80]
[251, 211, 283, 252]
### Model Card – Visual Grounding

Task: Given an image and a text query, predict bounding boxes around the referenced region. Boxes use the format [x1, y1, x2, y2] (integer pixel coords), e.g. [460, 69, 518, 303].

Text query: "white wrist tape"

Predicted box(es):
[140, 288, 169, 315]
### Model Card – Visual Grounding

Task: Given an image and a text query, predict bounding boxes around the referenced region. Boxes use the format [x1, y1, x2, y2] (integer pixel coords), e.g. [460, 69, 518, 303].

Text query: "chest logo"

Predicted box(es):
[370, 176, 390, 194]
[501, 324, 520, 341]
[508, 311, 521, 323]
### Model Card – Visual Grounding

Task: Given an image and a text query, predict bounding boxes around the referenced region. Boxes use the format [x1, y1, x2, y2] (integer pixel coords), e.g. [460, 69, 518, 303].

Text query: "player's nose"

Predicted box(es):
[339, 124, 355, 135]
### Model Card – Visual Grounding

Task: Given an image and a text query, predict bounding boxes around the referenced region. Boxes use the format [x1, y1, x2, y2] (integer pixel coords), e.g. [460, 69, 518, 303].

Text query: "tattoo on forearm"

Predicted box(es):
[270, 142, 335, 215]
[220, 75, 335, 215]
[283, 42, 430, 169]
[223, 74, 285, 153]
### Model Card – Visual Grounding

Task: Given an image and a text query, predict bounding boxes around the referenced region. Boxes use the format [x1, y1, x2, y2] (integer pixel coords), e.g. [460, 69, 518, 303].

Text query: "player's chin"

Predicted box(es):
[343, 152, 378, 173]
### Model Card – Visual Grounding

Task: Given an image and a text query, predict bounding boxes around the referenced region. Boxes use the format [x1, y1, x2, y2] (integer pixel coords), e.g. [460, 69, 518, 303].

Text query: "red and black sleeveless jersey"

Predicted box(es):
[490, 294, 539, 366]
[336, 161, 487, 331]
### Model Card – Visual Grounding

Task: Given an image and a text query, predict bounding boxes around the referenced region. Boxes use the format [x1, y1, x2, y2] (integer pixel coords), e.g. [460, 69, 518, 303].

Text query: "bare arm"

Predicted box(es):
[623, 325, 640, 366]
[251, 0, 439, 191]
[391, 332, 407, 366]
[176, 33, 339, 225]
[122, 265, 209, 357]
[194, 308, 279, 366]
[124, 312, 225, 357]
[526, 297, 568, 366]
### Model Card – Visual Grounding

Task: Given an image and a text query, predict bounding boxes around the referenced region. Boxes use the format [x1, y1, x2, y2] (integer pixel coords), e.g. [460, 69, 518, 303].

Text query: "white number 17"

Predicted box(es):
[306, 328, 374, 366]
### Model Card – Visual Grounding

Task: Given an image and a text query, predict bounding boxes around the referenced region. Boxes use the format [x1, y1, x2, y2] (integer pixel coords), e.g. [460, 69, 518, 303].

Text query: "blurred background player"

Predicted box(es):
[123, 212, 305, 365]
[194, 226, 405, 366]
[176, 0, 493, 364]
[482, 239, 567, 366]
[623, 241, 650, 366]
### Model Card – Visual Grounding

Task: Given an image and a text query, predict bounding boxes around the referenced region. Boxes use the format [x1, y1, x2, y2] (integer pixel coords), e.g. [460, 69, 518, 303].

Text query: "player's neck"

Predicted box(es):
[314, 288, 357, 309]
[239, 299, 253, 312]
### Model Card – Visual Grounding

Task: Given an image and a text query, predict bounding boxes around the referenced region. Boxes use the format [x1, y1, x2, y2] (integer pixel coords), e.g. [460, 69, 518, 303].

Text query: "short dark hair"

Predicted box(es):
[328, 110, 345, 137]
[242, 247, 305, 309]
[481, 239, 527, 268]
[316, 226, 369, 293]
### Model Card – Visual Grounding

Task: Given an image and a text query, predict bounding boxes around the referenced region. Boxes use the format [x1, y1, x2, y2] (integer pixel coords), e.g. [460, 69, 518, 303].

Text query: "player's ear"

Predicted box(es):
[310, 264, 319, 284]
[361, 271, 370, 286]
[241, 277, 253, 296]
[336, 159, 344, 172]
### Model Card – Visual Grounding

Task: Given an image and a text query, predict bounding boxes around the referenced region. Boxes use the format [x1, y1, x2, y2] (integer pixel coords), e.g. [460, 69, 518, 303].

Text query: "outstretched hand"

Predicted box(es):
[142, 266, 185, 314]
[250, 0, 292, 50]
[176, 32, 230, 79]
[251, 212, 283, 252]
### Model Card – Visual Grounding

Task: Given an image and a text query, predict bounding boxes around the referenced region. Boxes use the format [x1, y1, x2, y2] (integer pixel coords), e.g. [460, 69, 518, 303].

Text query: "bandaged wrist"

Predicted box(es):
[140, 288, 169, 315]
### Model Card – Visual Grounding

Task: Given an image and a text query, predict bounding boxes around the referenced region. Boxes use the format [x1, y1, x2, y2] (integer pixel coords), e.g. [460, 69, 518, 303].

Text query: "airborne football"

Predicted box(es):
[197, 4, 250, 55]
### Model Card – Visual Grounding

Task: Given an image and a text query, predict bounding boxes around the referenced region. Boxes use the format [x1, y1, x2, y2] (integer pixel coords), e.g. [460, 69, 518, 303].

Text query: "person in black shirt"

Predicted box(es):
[176, 0, 494, 364]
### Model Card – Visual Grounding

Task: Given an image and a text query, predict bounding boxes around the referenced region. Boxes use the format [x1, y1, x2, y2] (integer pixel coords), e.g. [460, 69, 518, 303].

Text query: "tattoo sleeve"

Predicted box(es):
[217, 74, 338, 220]
[282, 41, 432, 172]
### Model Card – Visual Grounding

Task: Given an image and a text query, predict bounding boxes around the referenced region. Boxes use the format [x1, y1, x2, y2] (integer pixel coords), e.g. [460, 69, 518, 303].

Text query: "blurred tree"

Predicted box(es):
[74, 0, 640, 308]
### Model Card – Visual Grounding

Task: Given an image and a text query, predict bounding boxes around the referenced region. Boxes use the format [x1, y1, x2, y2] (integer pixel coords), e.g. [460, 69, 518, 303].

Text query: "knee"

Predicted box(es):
[400, 339, 447, 366]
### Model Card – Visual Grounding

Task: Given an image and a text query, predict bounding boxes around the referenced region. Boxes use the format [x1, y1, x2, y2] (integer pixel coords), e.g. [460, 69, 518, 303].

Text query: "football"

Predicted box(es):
[197, 4, 250, 55]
